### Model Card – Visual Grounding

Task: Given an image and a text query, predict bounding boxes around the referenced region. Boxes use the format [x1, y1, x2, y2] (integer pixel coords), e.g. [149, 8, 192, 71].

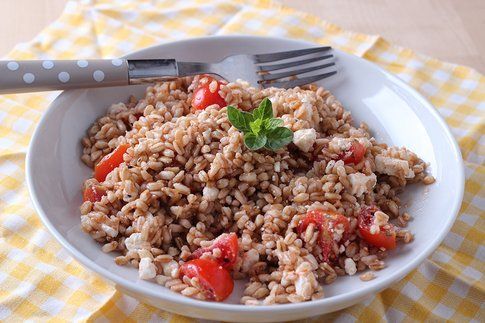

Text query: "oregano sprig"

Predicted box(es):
[227, 98, 293, 151]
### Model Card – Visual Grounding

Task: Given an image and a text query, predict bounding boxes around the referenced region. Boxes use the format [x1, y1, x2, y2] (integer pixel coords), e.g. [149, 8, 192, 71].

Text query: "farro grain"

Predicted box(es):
[79, 77, 434, 305]
[359, 272, 376, 281]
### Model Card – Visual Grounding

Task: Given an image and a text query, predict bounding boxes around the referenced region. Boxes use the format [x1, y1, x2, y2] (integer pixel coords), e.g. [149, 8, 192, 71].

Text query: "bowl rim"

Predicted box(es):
[26, 35, 465, 314]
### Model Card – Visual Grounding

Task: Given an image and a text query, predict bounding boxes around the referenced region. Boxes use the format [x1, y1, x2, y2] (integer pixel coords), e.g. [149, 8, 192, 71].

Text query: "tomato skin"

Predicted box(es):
[190, 233, 238, 269]
[358, 206, 396, 249]
[340, 141, 366, 165]
[180, 258, 234, 301]
[191, 77, 226, 110]
[94, 144, 130, 182]
[83, 185, 106, 202]
[297, 210, 350, 261]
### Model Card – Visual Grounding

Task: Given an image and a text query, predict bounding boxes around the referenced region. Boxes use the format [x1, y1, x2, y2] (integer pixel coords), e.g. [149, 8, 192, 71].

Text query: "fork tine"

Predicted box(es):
[261, 71, 337, 89]
[258, 54, 333, 72]
[254, 46, 331, 63]
[259, 62, 335, 83]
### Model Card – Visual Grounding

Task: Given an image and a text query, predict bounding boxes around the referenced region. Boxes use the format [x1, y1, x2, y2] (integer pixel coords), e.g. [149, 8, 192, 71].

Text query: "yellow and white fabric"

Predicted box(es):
[0, 0, 483, 321]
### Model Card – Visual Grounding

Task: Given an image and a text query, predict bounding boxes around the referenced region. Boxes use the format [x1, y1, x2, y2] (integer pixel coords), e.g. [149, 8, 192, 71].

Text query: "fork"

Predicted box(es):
[0, 47, 335, 94]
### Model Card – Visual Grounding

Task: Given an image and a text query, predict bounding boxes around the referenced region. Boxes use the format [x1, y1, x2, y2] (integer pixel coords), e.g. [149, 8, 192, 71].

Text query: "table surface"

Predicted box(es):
[0, 0, 483, 72]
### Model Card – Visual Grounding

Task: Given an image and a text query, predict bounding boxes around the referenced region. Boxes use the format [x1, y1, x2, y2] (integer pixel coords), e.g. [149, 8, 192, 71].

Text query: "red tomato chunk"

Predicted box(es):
[190, 233, 239, 269]
[94, 144, 130, 182]
[83, 185, 106, 202]
[191, 77, 227, 110]
[358, 206, 396, 250]
[339, 141, 366, 165]
[180, 258, 234, 301]
[297, 210, 350, 262]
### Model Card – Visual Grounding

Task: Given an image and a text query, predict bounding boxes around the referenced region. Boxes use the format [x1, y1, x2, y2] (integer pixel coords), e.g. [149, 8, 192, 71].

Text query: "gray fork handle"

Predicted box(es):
[0, 59, 180, 94]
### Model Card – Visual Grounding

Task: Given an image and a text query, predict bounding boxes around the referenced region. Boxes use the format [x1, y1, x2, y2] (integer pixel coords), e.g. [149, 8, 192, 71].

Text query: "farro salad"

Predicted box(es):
[79, 75, 435, 304]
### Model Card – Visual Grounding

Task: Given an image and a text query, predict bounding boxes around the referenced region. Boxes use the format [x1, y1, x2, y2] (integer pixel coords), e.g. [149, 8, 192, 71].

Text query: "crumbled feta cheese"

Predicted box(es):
[295, 262, 318, 300]
[161, 260, 179, 278]
[124, 233, 150, 252]
[375, 155, 415, 179]
[344, 258, 357, 276]
[202, 186, 219, 201]
[329, 137, 352, 152]
[369, 224, 380, 235]
[101, 224, 118, 238]
[293, 128, 317, 152]
[295, 102, 313, 122]
[373, 211, 389, 227]
[274, 161, 281, 172]
[348, 173, 377, 197]
[295, 275, 312, 300]
[139, 257, 157, 280]
[241, 249, 259, 273]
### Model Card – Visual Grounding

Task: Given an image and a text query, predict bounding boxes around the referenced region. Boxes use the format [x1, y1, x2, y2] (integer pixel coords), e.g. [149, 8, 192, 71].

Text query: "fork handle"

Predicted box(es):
[0, 59, 179, 94]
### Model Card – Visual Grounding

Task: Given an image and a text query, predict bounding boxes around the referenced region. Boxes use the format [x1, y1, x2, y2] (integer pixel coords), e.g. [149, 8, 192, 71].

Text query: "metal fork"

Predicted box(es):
[0, 47, 335, 94]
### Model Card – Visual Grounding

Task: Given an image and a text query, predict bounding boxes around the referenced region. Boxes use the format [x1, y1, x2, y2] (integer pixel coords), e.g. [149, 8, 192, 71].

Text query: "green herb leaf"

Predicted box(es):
[249, 118, 263, 135]
[227, 98, 293, 151]
[244, 133, 267, 150]
[253, 98, 273, 121]
[227, 106, 253, 132]
[264, 118, 284, 130]
[265, 127, 294, 150]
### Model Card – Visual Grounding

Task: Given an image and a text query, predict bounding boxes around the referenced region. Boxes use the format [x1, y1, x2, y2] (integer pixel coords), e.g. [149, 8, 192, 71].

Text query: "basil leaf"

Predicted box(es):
[227, 106, 253, 132]
[253, 98, 273, 121]
[244, 133, 267, 150]
[264, 118, 284, 130]
[250, 118, 263, 135]
[265, 127, 294, 150]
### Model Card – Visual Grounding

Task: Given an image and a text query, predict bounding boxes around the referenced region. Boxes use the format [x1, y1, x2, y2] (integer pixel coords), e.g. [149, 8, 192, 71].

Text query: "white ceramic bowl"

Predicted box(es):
[26, 36, 464, 322]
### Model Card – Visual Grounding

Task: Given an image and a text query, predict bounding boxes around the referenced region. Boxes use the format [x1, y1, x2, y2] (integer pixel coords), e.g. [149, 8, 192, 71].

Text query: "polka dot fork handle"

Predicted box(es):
[0, 47, 337, 94]
[0, 59, 181, 94]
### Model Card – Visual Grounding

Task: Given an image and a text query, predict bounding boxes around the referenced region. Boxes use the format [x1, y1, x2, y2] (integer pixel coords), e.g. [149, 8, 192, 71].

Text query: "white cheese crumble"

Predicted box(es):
[161, 260, 179, 278]
[329, 137, 352, 152]
[138, 257, 157, 280]
[202, 186, 219, 201]
[375, 155, 415, 179]
[124, 233, 150, 252]
[344, 258, 357, 276]
[293, 128, 317, 152]
[348, 173, 377, 197]
[241, 249, 259, 273]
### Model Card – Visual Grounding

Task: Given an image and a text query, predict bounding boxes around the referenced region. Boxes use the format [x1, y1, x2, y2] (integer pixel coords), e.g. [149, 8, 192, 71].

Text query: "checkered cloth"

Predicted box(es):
[0, 0, 483, 321]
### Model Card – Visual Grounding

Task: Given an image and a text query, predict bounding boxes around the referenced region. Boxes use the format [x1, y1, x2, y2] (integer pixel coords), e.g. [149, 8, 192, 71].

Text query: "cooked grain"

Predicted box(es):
[79, 77, 433, 304]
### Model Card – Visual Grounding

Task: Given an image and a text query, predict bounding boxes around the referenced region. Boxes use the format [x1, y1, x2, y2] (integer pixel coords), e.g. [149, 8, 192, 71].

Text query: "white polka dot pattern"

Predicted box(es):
[93, 70, 105, 82]
[7, 62, 19, 71]
[77, 60, 89, 68]
[42, 61, 54, 70]
[58, 72, 70, 83]
[1, 59, 129, 93]
[111, 59, 123, 67]
[23, 73, 35, 84]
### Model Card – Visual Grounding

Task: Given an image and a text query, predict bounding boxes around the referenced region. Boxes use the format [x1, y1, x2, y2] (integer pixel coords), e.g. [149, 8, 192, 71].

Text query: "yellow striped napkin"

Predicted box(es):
[0, 0, 483, 321]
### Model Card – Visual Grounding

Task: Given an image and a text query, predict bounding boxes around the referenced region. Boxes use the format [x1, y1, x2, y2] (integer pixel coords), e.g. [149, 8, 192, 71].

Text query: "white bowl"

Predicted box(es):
[26, 36, 464, 322]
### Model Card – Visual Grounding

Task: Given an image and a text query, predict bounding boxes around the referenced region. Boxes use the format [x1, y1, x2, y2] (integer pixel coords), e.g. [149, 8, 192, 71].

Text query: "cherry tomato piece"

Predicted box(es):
[94, 144, 130, 182]
[83, 185, 106, 202]
[358, 206, 396, 249]
[180, 258, 234, 301]
[191, 77, 226, 110]
[340, 141, 366, 165]
[297, 210, 350, 261]
[190, 233, 239, 269]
